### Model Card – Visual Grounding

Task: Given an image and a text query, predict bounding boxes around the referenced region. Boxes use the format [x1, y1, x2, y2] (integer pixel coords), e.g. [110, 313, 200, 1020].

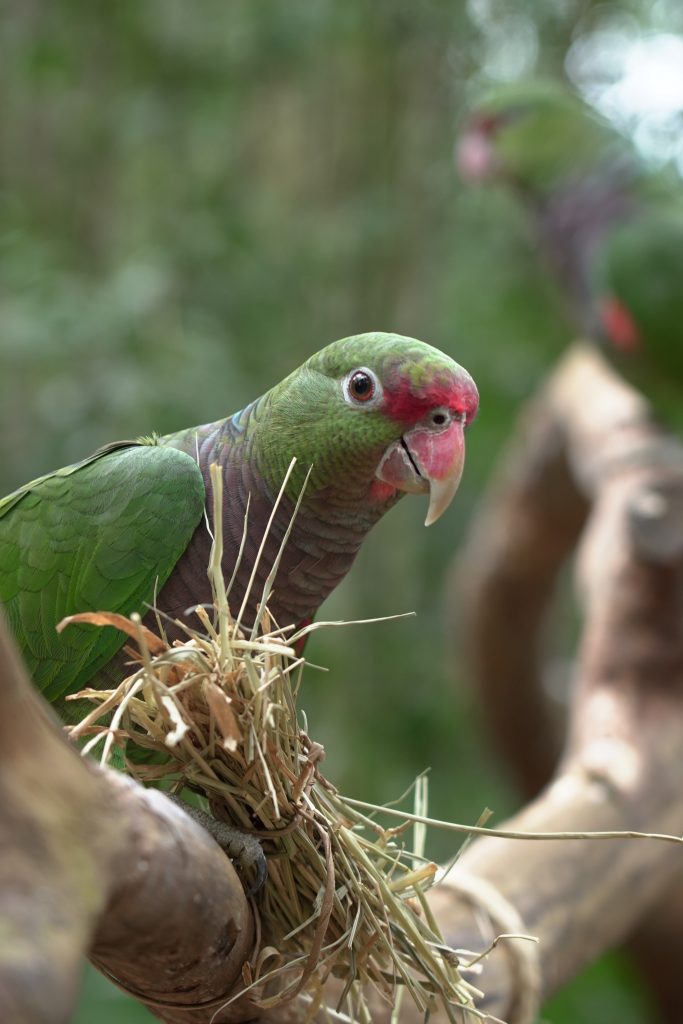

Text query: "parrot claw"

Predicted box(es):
[165, 794, 267, 895]
[209, 821, 268, 896]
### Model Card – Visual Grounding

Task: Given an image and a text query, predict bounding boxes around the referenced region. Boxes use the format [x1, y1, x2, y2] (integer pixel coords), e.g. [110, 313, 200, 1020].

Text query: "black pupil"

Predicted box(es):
[351, 372, 372, 398]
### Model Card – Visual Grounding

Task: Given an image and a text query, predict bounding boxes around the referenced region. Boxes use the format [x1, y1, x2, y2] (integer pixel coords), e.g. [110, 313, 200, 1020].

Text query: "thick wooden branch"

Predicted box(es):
[440, 343, 683, 1021]
[0, 613, 254, 1024]
[444, 474, 683, 1017]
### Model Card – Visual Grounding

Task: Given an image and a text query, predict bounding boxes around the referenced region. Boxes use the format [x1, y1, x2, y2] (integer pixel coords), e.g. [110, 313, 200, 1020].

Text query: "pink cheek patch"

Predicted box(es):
[600, 295, 641, 354]
[456, 132, 494, 181]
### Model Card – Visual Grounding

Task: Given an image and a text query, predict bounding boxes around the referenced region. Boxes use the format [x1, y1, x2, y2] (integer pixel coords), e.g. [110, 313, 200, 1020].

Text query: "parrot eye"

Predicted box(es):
[344, 368, 381, 406]
[349, 370, 374, 400]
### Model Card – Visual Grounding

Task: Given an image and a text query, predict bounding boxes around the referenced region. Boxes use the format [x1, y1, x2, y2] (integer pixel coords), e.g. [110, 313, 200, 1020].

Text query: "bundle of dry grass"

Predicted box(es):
[63, 463, 483, 1022]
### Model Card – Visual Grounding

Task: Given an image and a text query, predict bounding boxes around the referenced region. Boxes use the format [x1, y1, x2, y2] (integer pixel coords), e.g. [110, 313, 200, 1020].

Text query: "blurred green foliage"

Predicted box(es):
[0, 1, 667, 1020]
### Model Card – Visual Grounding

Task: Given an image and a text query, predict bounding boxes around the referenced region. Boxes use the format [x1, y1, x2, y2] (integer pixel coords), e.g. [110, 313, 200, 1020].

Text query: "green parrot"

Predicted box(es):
[591, 212, 683, 422]
[0, 331, 478, 712]
[456, 78, 683, 420]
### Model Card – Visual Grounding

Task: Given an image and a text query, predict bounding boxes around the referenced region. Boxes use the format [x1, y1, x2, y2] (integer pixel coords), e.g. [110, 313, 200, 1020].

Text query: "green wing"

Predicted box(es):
[0, 441, 205, 703]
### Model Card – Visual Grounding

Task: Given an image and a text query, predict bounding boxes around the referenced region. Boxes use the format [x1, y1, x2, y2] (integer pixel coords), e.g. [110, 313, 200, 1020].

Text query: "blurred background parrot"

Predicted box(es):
[0, 332, 478, 714]
[457, 78, 683, 425]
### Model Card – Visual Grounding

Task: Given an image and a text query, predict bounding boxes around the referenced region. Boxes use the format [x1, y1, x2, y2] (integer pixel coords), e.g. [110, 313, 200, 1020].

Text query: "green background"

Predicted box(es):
[2, 1, 679, 1020]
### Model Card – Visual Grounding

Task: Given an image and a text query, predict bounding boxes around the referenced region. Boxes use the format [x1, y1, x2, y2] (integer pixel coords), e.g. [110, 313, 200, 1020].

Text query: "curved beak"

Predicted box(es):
[376, 417, 467, 526]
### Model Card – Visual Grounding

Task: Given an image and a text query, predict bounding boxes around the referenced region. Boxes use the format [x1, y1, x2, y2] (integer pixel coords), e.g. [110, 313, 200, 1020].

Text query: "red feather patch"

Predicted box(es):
[383, 375, 478, 425]
[600, 295, 641, 354]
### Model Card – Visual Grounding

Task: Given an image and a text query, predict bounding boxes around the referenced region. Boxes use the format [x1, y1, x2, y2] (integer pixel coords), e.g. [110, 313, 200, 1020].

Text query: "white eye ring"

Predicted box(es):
[342, 367, 383, 408]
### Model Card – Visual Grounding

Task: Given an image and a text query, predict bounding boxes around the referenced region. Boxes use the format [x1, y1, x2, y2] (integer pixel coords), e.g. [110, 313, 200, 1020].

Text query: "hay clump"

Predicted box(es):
[64, 462, 482, 1020]
[68, 608, 481, 1020]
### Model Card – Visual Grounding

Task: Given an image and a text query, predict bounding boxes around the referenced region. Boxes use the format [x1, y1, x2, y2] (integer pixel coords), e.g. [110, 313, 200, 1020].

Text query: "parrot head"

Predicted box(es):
[260, 332, 479, 527]
[593, 214, 683, 387]
[456, 79, 619, 199]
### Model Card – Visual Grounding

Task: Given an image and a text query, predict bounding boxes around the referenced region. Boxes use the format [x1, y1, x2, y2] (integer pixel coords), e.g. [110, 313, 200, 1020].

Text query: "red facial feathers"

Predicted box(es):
[382, 374, 479, 426]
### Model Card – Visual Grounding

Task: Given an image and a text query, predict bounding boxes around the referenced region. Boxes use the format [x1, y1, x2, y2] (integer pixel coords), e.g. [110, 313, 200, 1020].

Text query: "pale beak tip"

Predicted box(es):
[424, 507, 439, 528]
[423, 472, 463, 527]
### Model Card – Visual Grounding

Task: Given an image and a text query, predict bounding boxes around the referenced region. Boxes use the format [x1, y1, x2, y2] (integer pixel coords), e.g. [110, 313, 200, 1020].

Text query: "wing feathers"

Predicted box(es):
[0, 443, 205, 703]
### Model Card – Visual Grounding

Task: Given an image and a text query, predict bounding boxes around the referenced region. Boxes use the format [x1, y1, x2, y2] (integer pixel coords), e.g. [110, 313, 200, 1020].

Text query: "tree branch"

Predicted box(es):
[444, 343, 683, 1021]
[0, 613, 254, 1024]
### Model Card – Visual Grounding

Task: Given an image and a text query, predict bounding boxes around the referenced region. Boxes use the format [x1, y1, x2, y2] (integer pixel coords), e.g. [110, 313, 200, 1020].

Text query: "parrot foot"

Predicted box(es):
[166, 794, 267, 895]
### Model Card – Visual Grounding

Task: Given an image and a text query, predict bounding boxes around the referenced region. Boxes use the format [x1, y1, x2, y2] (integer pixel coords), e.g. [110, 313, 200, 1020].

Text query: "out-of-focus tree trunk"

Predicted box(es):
[451, 342, 683, 1022]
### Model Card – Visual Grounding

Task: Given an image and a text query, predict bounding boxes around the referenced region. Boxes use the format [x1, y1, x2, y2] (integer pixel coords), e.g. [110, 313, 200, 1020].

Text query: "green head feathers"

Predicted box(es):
[253, 332, 479, 524]
[457, 78, 625, 197]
